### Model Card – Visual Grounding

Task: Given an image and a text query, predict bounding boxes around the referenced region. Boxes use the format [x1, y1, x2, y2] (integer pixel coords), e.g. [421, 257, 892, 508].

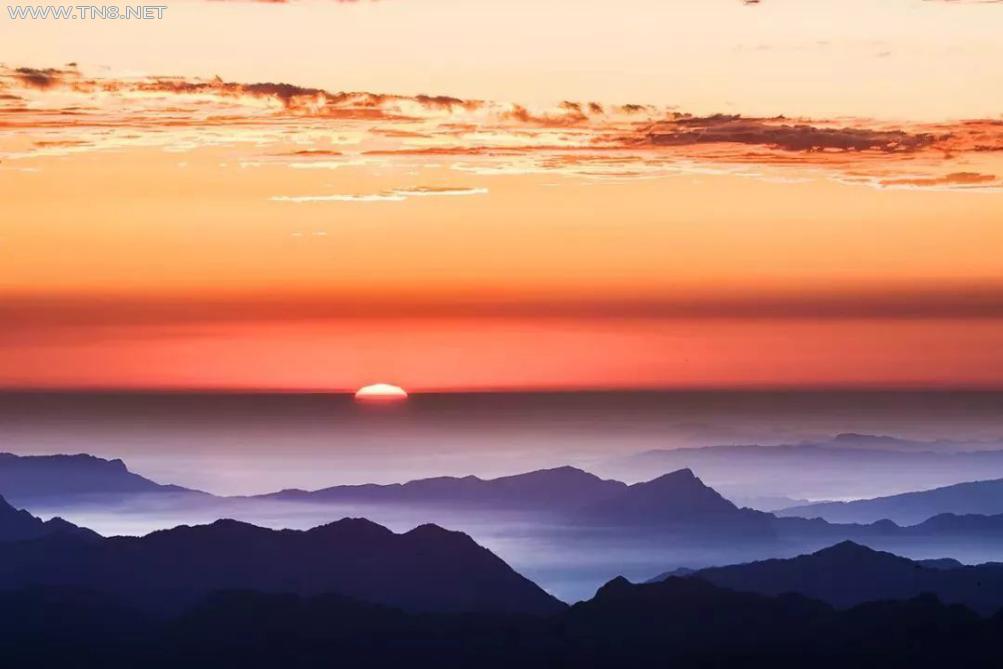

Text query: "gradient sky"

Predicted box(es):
[1, 0, 1002, 390]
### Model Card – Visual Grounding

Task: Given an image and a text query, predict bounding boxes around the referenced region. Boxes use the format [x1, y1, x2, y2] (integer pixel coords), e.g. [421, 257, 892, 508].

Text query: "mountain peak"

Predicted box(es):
[308, 517, 396, 541]
[576, 468, 749, 526]
[403, 523, 479, 548]
[812, 540, 881, 558]
[648, 468, 698, 483]
[594, 575, 633, 599]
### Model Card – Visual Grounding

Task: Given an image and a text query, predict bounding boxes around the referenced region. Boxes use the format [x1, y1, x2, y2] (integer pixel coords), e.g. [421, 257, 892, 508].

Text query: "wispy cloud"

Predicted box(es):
[270, 186, 488, 203]
[2, 64, 1001, 191]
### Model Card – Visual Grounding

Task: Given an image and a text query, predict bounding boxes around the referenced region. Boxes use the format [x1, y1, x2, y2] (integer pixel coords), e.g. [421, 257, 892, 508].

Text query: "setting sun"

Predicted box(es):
[354, 383, 409, 401]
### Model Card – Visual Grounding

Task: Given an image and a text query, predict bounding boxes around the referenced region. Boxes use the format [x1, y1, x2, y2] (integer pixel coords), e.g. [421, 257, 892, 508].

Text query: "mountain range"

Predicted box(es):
[604, 433, 1003, 505]
[780, 477, 1003, 524]
[259, 464, 627, 511]
[651, 541, 1003, 614]
[11, 448, 1003, 603]
[0, 505, 562, 616]
[3, 575, 1002, 668]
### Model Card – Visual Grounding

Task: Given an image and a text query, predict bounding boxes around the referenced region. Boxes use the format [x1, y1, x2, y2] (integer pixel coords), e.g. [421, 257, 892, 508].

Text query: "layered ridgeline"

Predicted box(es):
[650, 541, 1003, 614]
[10, 451, 1003, 542]
[259, 465, 628, 511]
[267, 467, 773, 529]
[256, 465, 1003, 547]
[604, 433, 1003, 508]
[3, 574, 1003, 668]
[0, 512, 563, 616]
[780, 478, 1003, 524]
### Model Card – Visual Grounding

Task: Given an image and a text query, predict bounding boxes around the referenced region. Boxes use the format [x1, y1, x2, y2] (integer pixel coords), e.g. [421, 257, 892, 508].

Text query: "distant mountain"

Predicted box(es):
[0, 452, 203, 507]
[603, 434, 1003, 503]
[266, 466, 775, 533]
[780, 478, 1003, 524]
[0, 495, 97, 543]
[576, 469, 775, 533]
[651, 541, 1003, 614]
[0, 517, 564, 616]
[258, 465, 626, 511]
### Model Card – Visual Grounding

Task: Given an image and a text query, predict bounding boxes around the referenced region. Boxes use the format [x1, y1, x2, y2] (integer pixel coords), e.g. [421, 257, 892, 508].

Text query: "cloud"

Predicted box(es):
[2, 64, 1001, 192]
[11, 66, 69, 89]
[642, 114, 941, 153]
[270, 186, 488, 203]
[878, 171, 998, 189]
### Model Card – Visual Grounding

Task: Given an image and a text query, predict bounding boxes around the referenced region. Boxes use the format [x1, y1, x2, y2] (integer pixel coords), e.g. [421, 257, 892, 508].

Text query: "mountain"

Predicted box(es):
[0, 452, 203, 507]
[4, 577, 1003, 668]
[604, 434, 1003, 504]
[258, 465, 627, 511]
[652, 541, 1003, 614]
[576, 468, 774, 532]
[0, 516, 564, 616]
[0, 495, 97, 543]
[780, 478, 1003, 524]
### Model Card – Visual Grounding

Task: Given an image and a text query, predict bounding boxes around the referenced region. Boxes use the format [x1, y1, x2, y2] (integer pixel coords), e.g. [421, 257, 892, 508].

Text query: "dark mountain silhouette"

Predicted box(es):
[607, 433, 1003, 504]
[0, 452, 203, 507]
[258, 465, 626, 511]
[0, 495, 97, 543]
[652, 541, 1003, 614]
[3, 577, 1002, 668]
[781, 477, 1003, 524]
[0, 516, 564, 616]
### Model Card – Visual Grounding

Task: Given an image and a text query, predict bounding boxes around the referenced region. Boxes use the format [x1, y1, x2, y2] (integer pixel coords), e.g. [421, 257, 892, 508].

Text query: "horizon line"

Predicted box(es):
[2, 384, 1003, 396]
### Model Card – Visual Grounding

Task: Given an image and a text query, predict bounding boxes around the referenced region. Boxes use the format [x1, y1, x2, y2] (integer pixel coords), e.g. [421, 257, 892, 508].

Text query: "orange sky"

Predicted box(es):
[1, 0, 1002, 391]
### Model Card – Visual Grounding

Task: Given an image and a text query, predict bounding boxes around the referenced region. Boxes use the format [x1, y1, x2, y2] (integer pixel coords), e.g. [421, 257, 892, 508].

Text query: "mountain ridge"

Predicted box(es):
[0, 452, 205, 507]
[780, 477, 1003, 524]
[0, 494, 98, 543]
[649, 540, 1003, 613]
[0, 514, 565, 616]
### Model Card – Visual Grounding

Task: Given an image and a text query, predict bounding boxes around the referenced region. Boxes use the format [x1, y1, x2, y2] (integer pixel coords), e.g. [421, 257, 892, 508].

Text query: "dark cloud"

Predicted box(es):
[643, 114, 941, 153]
[13, 67, 68, 90]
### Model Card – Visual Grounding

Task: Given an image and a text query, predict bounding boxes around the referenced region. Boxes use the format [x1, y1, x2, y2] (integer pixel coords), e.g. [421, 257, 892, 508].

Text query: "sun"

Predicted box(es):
[354, 383, 409, 401]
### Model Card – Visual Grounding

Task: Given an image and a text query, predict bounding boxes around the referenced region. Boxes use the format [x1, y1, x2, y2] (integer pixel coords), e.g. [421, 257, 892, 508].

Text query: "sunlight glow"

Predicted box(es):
[354, 383, 409, 401]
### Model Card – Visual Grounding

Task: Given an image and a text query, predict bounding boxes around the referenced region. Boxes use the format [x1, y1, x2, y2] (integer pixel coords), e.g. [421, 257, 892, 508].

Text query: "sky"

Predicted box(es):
[1, 0, 1002, 391]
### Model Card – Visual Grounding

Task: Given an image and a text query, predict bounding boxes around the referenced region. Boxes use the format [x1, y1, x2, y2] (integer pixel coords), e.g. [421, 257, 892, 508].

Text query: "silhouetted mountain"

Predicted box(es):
[577, 469, 777, 534]
[652, 541, 1003, 614]
[0, 516, 564, 616]
[781, 477, 1003, 524]
[258, 465, 626, 511]
[916, 557, 965, 569]
[605, 433, 1003, 504]
[907, 512, 1003, 535]
[0, 495, 97, 543]
[0, 452, 203, 507]
[4, 576, 1003, 668]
